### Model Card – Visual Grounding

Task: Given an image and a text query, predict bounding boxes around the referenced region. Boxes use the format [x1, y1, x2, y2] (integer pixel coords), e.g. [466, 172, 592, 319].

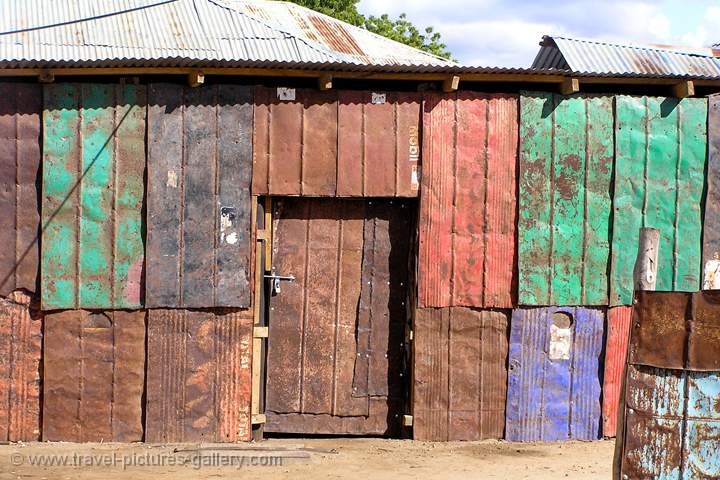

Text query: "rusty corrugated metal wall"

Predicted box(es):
[145, 309, 253, 442]
[265, 198, 411, 435]
[0, 293, 41, 441]
[413, 307, 509, 441]
[0, 84, 41, 296]
[602, 306, 632, 438]
[41, 84, 146, 310]
[703, 95, 720, 287]
[42, 309, 145, 442]
[506, 307, 604, 441]
[418, 92, 517, 308]
[146, 84, 253, 308]
[518, 92, 613, 306]
[253, 87, 421, 197]
[611, 96, 707, 306]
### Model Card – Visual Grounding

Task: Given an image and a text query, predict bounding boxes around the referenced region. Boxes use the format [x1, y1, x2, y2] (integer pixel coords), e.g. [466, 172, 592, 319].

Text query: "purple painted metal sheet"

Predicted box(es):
[146, 84, 253, 308]
[0, 84, 41, 296]
[506, 306, 604, 442]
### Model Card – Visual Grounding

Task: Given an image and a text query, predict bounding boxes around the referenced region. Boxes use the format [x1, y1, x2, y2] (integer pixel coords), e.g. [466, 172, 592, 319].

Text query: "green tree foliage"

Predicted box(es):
[289, 0, 452, 60]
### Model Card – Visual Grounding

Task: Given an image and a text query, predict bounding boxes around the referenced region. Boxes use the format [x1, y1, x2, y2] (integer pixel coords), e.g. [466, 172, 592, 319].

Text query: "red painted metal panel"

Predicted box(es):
[0, 84, 41, 296]
[418, 93, 517, 308]
[145, 308, 253, 442]
[0, 293, 41, 441]
[42, 310, 145, 442]
[413, 307, 509, 441]
[602, 306, 632, 437]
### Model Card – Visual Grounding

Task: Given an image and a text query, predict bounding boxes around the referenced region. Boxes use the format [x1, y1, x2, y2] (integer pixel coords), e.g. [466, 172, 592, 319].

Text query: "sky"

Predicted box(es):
[357, 0, 720, 67]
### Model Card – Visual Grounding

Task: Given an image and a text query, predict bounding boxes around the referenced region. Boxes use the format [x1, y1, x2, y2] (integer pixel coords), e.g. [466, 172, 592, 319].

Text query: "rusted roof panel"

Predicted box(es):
[611, 96, 706, 305]
[146, 83, 253, 308]
[533, 35, 720, 79]
[145, 308, 253, 442]
[0, 84, 41, 296]
[0, 293, 41, 441]
[253, 87, 421, 197]
[42, 309, 145, 442]
[703, 95, 720, 288]
[518, 92, 613, 306]
[602, 306, 632, 438]
[413, 307, 509, 442]
[41, 84, 145, 310]
[506, 307, 604, 441]
[418, 92, 517, 308]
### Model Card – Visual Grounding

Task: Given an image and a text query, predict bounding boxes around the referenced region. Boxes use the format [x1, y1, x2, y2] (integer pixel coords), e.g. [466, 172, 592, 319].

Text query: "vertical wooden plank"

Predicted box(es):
[268, 93, 302, 195]
[364, 93, 396, 196]
[337, 91, 364, 196]
[301, 91, 337, 196]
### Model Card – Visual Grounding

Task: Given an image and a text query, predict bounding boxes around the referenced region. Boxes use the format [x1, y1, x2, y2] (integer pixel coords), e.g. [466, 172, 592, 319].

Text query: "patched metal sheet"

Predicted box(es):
[265, 198, 412, 435]
[0, 84, 41, 296]
[42, 309, 145, 442]
[42, 84, 145, 310]
[145, 308, 254, 442]
[418, 92, 517, 308]
[602, 306, 632, 438]
[0, 293, 41, 441]
[518, 92, 613, 306]
[506, 306, 604, 441]
[703, 95, 720, 288]
[253, 87, 421, 197]
[611, 96, 707, 306]
[146, 84, 253, 308]
[413, 307, 509, 441]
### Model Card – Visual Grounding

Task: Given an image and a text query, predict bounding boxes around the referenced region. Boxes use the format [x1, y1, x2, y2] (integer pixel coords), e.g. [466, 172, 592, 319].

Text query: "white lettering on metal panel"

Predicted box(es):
[549, 324, 572, 360]
[371, 92, 386, 104]
[277, 87, 296, 101]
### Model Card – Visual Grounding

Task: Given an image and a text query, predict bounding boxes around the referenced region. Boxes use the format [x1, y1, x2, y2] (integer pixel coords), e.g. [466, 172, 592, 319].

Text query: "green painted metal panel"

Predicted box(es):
[42, 84, 146, 310]
[610, 96, 707, 306]
[518, 92, 613, 306]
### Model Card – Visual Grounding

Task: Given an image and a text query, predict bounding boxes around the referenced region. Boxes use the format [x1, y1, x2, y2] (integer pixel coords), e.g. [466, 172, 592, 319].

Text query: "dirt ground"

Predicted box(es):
[0, 438, 615, 480]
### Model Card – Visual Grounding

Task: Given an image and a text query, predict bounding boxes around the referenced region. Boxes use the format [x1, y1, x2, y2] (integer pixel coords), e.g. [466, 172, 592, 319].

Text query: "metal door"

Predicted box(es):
[264, 197, 413, 435]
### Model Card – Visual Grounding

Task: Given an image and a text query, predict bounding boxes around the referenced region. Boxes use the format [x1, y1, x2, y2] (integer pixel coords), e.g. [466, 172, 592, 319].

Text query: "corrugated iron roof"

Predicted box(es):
[0, 0, 455, 69]
[533, 35, 720, 79]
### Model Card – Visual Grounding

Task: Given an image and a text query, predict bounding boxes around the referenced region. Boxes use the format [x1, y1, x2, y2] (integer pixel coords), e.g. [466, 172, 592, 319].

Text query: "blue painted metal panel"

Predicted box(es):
[506, 307, 604, 441]
[684, 372, 720, 479]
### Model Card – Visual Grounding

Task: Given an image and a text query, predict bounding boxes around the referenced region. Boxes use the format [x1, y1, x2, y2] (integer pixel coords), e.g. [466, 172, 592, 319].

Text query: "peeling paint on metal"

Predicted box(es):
[418, 92, 517, 309]
[703, 95, 720, 288]
[602, 306, 632, 437]
[145, 308, 254, 442]
[41, 84, 146, 310]
[413, 307, 509, 441]
[0, 84, 41, 296]
[611, 96, 707, 306]
[506, 307, 604, 442]
[146, 84, 253, 308]
[42, 309, 145, 442]
[518, 92, 613, 306]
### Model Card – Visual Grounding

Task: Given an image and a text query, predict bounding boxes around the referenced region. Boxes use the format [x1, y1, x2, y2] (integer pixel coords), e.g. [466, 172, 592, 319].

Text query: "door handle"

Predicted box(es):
[264, 274, 295, 294]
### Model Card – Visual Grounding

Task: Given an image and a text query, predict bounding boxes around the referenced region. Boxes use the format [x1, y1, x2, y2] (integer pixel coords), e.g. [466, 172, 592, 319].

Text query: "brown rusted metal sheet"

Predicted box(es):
[0, 84, 41, 296]
[253, 87, 421, 197]
[702, 95, 720, 288]
[265, 198, 412, 435]
[602, 306, 632, 438]
[418, 92, 517, 309]
[42, 309, 145, 442]
[0, 292, 41, 441]
[146, 84, 253, 308]
[145, 308, 254, 442]
[413, 307, 509, 441]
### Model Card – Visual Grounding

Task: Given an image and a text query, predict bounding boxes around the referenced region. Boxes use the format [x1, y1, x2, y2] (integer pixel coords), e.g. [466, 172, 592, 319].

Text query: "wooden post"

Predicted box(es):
[188, 70, 205, 87]
[672, 80, 694, 98]
[560, 77, 580, 95]
[318, 73, 333, 91]
[632, 228, 660, 291]
[442, 75, 460, 93]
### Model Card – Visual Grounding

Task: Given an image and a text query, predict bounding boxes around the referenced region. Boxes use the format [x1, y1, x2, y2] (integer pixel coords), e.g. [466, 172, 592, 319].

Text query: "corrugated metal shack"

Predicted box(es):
[1, 1, 720, 452]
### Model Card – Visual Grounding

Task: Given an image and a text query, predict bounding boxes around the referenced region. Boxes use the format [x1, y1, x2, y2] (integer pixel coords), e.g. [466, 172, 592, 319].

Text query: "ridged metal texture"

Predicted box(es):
[146, 83, 253, 308]
[611, 96, 707, 306]
[0, 84, 41, 296]
[418, 92, 517, 308]
[42, 84, 145, 310]
[0, 0, 452, 68]
[413, 307, 509, 441]
[265, 198, 411, 435]
[532, 36, 720, 79]
[145, 308, 254, 442]
[253, 87, 421, 197]
[518, 92, 613, 306]
[602, 306, 632, 438]
[702, 95, 720, 287]
[506, 307, 604, 441]
[42, 309, 145, 442]
[0, 293, 41, 441]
